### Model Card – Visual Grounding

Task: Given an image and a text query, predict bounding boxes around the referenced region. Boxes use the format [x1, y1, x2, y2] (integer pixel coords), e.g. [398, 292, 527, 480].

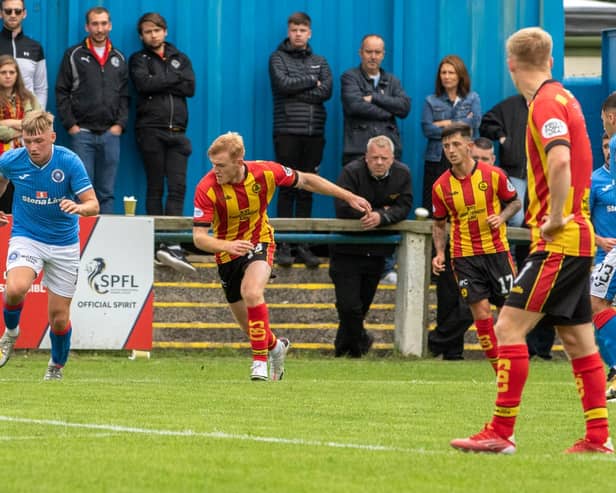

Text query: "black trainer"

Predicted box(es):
[156, 244, 197, 274]
[296, 244, 320, 269]
[276, 243, 295, 267]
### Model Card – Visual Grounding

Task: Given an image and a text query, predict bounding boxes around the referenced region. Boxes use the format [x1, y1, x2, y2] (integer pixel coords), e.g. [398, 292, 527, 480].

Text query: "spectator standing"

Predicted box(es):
[129, 12, 195, 275]
[0, 111, 99, 380]
[0, 53, 41, 212]
[341, 34, 410, 283]
[193, 133, 371, 381]
[471, 137, 496, 165]
[0, 0, 46, 108]
[451, 27, 612, 455]
[55, 6, 128, 214]
[421, 54, 481, 212]
[0, 0, 46, 213]
[432, 123, 520, 372]
[269, 12, 332, 268]
[591, 101, 616, 401]
[341, 34, 410, 164]
[480, 94, 528, 228]
[330, 135, 412, 357]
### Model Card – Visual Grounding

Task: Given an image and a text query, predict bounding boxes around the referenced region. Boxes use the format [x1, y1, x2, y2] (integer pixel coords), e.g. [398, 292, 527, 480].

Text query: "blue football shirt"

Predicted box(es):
[590, 164, 616, 264]
[0, 145, 93, 245]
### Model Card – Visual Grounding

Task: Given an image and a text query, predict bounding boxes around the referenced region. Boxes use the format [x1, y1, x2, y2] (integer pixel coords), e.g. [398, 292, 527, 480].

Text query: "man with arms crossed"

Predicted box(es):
[193, 132, 371, 381]
[451, 27, 612, 454]
[432, 123, 520, 372]
[0, 110, 99, 380]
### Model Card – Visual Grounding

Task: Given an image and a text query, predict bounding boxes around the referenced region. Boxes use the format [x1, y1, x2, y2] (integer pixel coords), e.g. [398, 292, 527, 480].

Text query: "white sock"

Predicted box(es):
[5, 326, 19, 337]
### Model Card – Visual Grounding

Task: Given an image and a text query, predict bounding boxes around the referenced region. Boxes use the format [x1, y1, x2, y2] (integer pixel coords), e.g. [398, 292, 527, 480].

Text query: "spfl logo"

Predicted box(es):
[87, 257, 107, 294]
[86, 257, 139, 294]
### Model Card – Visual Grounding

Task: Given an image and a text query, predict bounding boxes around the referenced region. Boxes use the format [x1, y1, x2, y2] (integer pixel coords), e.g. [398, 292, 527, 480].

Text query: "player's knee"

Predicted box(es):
[49, 315, 69, 333]
[4, 285, 28, 304]
[240, 287, 264, 306]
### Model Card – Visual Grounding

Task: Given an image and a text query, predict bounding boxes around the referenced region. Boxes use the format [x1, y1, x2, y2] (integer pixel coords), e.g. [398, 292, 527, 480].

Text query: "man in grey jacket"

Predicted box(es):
[269, 12, 332, 268]
[341, 34, 410, 165]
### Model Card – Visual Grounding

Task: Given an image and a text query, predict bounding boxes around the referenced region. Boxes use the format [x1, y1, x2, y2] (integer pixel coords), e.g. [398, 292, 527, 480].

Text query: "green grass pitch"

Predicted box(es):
[0, 351, 613, 492]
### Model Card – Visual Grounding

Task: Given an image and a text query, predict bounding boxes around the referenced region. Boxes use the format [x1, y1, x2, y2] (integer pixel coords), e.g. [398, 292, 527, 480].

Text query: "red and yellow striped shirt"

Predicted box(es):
[432, 161, 517, 258]
[193, 161, 298, 264]
[526, 80, 594, 256]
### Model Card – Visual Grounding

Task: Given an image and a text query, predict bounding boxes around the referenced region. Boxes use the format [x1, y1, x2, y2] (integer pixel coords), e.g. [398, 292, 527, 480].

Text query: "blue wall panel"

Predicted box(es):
[19, 0, 566, 217]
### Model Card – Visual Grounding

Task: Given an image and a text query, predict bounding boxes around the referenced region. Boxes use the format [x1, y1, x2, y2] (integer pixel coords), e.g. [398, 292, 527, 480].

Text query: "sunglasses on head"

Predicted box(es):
[3, 8, 23, 15]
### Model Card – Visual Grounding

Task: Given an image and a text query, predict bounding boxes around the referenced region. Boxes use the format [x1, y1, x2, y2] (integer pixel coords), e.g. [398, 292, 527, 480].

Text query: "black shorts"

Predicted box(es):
[452, 252, 516, 307]
[505, 251, 592, 326]
[217, 242, 274, 303]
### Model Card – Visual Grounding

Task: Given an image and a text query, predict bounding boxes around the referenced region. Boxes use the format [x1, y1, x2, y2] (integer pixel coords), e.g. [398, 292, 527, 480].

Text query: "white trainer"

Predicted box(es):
[44, 363, 63, 381]
[0, 330, 18, 368]
[269, 337, 290, 381]
[250, 360, 268, 381]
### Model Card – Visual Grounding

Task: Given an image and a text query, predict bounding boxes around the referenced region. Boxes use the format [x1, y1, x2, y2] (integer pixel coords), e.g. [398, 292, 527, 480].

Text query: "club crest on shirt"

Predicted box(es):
[51, 169, 65, 183]
[478, 181, 488, 192]
[171, 59, 181, 69]
[110, 56, 120, 68]
[541, 118, 568, 139]
[252, 183, 261, 194]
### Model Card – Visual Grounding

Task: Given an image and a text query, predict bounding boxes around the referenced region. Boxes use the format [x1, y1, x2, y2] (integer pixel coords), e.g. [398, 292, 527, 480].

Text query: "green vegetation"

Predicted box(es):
[0, 351, 613, 492]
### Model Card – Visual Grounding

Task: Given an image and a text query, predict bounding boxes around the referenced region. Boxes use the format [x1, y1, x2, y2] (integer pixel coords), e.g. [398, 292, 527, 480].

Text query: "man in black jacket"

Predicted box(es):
[341, 34, 410, 165]
[55, 6, 128, 215]
[479, 94, 528, 228]
[129, 12, 196, 274]
[269, 12, 332, 268]
[330, 135, 412, 357]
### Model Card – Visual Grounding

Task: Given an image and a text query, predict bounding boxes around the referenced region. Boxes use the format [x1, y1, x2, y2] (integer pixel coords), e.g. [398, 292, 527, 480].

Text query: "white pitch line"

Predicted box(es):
[0, 415, 419, 454]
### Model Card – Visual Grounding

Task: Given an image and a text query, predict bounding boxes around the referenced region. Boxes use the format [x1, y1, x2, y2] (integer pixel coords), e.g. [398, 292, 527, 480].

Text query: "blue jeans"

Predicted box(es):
[70, 129, 120, 214]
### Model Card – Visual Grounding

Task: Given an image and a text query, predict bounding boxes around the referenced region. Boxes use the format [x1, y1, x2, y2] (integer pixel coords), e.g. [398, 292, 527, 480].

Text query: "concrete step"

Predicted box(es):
[153, 254, 398, 350]
[152, 254, 564, 357]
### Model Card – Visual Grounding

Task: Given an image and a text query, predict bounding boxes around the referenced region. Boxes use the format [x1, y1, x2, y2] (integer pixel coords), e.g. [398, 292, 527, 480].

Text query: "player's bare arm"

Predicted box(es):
[541, 144, 574, 241]
[431, 218, 447, 275]
[60, 188, 100, 216]
[295, 171, 372, 214]
[193, 226, 254, 256]
[487, 198, 522, 229]
[596, 235, 616, 253]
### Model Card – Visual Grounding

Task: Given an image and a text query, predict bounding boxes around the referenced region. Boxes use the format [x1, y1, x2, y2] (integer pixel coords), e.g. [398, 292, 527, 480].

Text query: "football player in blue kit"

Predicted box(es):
[591, 94, 616, 400]
[0, 110, 99, 380]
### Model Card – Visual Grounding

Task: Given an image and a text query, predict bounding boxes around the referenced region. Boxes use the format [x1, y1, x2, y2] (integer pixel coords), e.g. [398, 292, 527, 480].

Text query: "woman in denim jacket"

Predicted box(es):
[422, 55, 478, 362]
[421, 55, 481, 211]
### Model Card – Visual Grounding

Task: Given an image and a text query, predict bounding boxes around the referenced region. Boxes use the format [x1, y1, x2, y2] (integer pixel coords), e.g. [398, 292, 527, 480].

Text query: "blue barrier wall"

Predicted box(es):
[23, 0, 565, 216]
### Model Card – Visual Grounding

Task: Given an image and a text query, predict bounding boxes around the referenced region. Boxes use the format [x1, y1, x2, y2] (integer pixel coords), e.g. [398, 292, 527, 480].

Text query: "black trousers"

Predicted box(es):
[329, 253, 384, 356]
[136, 128, 192, 216]
[428, 246, 474, 359]
[274, 134, 324, 218]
